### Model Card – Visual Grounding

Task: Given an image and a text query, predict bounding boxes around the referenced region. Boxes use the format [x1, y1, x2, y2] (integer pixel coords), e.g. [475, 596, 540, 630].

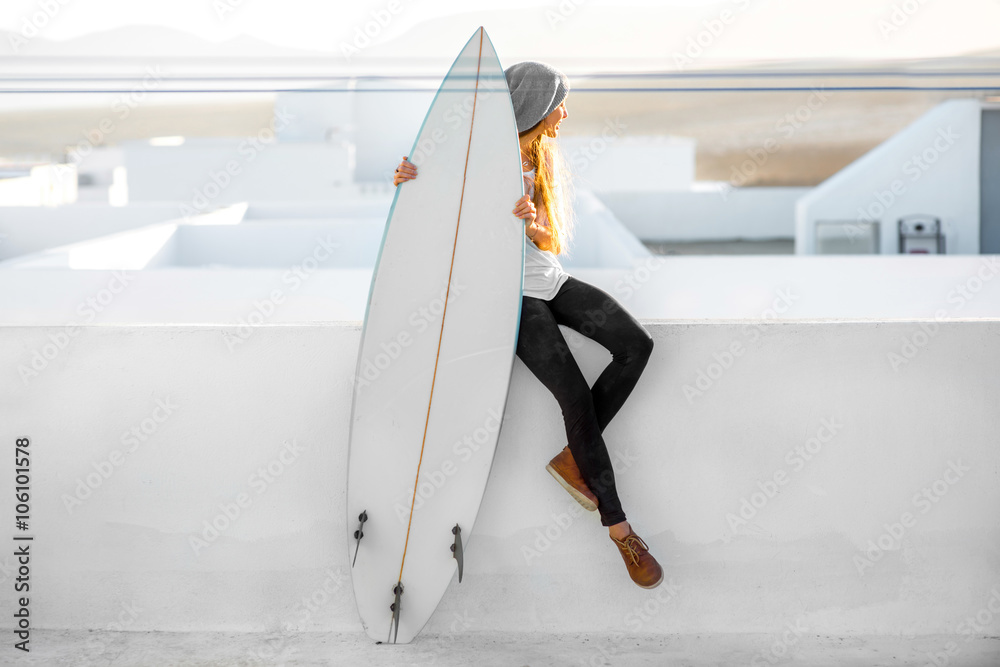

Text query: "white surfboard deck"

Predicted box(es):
[346, 27, 524, 644]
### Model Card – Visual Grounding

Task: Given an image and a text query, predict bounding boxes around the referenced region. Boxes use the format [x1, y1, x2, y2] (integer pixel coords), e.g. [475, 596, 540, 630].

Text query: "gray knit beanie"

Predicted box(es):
[503, 61, 570, 134]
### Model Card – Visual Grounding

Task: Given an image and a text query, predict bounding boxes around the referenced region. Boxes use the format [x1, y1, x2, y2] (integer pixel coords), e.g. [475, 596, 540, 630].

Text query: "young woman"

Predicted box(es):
[393, 61, 662, 589]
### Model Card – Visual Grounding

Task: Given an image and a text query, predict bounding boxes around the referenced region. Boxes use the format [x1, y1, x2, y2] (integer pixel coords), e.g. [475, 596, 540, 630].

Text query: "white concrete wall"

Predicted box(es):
[0, 188, 647, 272]
[169, 221, 387, 268]
[0, 203, 184, 260]
[123, 139, 354, 204]
[1, 321, 997, 637]
[0, 205, 248, 269]
[796, 99, 982, 255]
[243, 200, 393, 221]
[599, 187, 808, 241]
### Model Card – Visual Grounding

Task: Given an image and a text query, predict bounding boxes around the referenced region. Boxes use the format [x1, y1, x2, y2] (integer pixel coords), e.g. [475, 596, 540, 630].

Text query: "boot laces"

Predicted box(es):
[615, 534, 649, 566]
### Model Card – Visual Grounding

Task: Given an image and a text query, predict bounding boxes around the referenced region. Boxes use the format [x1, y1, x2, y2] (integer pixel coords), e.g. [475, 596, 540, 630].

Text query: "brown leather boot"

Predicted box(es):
[545, 445, 598, 512]
[610, 528, 663, 589]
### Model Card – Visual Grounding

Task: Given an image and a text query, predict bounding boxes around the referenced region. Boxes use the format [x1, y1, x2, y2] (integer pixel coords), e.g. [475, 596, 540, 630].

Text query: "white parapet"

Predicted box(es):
[1, 320, 997, 636]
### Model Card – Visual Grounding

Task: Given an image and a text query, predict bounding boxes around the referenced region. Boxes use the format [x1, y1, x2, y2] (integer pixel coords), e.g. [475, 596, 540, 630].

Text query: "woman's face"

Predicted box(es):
[541, 99, 568, 138]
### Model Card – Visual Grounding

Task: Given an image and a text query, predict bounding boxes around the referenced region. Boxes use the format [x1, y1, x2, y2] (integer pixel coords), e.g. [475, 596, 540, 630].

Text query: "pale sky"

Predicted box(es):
[2, 0, 999, 62]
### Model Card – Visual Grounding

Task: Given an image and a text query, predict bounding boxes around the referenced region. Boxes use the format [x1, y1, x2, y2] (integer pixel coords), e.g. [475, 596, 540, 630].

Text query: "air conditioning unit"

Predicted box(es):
[898, 215, 945, 254]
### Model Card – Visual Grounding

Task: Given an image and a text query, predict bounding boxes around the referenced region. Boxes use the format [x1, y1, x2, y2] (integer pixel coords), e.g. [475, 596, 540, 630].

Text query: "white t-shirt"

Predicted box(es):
[521, 167, 571, 301]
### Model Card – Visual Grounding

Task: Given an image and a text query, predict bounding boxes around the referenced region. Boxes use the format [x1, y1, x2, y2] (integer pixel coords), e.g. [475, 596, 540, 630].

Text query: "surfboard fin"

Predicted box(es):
[450, 523, 464, 583]
[388, 581, 403, 644]
[352, 510, 367, 568]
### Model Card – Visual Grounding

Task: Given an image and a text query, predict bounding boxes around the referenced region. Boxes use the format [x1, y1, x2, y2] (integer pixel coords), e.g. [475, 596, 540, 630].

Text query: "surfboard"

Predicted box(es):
[345, 27, 524, 644]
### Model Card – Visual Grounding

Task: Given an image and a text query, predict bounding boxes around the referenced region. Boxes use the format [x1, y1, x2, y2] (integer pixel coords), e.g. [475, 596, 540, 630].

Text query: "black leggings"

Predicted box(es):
[515, 275, 654, 527]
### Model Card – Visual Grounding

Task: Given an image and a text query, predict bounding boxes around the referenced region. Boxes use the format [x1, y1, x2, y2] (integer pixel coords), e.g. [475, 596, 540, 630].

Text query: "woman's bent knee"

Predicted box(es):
[638, 331, 654, 358]
[615, 328, 653, 365]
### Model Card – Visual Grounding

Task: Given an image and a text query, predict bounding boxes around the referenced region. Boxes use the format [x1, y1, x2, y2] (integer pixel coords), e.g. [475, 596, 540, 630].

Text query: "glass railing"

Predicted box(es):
[1, 61, 998, 258]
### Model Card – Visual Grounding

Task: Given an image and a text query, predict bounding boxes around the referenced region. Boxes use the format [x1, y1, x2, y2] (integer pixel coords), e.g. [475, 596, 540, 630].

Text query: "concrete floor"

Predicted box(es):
[6, 631, 999, 666]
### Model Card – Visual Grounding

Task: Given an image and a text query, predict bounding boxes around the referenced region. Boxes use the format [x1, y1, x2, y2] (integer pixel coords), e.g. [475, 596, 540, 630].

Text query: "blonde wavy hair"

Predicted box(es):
[520, 126, 575, 256]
